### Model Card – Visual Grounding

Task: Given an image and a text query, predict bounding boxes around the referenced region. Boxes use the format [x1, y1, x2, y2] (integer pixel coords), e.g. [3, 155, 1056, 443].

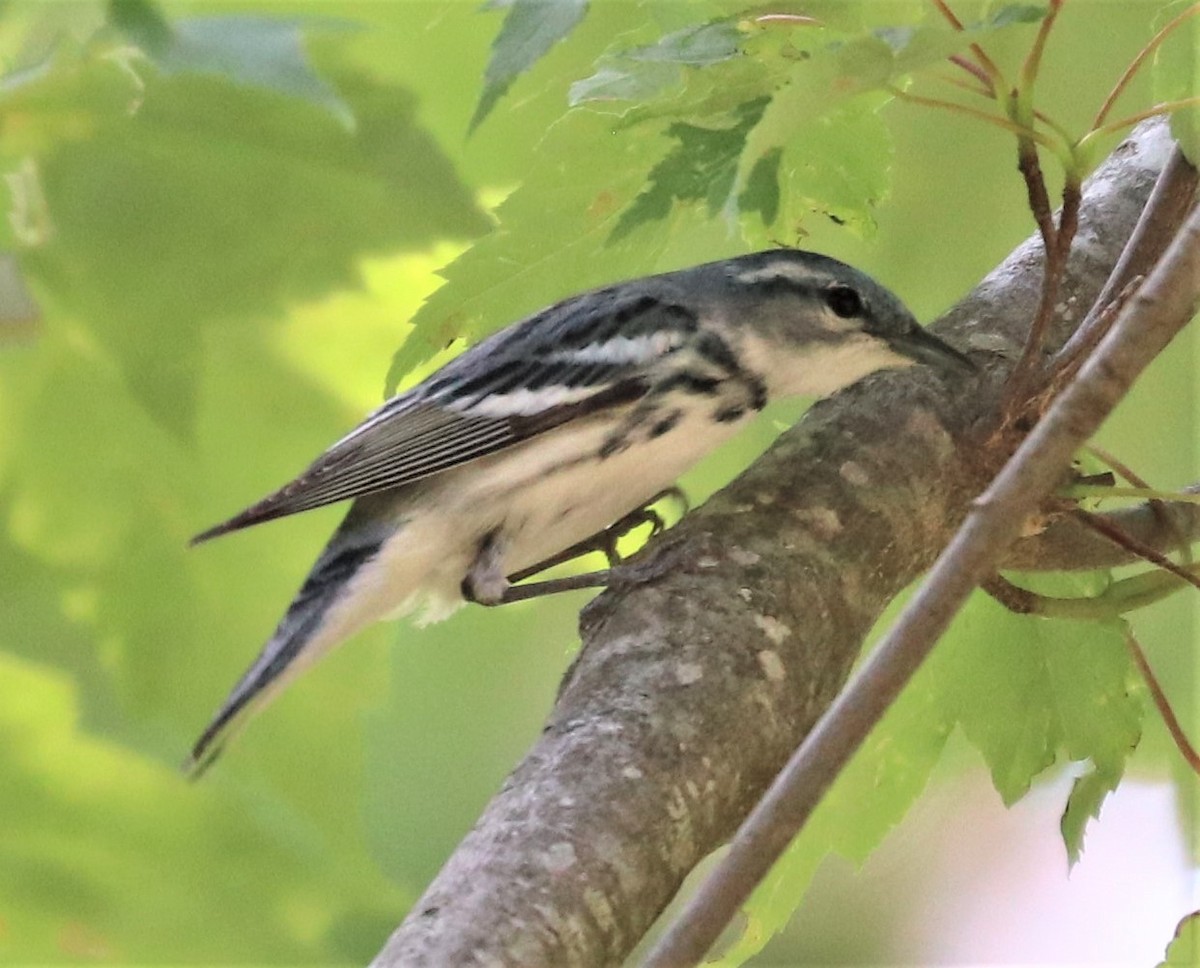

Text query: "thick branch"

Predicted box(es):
[371, 122, 1180, 968]
[648, 157, 1200, 968]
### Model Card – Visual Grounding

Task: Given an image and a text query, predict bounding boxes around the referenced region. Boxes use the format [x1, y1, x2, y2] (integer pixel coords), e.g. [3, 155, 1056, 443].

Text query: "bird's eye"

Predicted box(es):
[825, 285, 863, 319]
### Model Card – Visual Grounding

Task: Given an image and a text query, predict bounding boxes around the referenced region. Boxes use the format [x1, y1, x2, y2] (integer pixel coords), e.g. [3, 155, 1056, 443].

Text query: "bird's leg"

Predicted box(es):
[482, 570, 615, 605]
[462, 537, 611, 607]
[460, 530, 511, 606]
[463, 488, 688, 606]
[506, 486, 688, 583]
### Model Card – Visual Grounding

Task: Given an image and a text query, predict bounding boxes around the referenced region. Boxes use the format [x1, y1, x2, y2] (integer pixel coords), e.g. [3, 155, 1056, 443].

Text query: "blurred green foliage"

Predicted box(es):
[0, 1, 1194, 965]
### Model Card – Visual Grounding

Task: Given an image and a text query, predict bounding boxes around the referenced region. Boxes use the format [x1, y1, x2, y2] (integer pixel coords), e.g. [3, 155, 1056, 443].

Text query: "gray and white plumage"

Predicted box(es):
[186, 249, 971, 775]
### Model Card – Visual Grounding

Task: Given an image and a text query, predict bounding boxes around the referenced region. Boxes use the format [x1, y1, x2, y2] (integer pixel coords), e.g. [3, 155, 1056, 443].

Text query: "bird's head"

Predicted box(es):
[693, 249, 974, 399]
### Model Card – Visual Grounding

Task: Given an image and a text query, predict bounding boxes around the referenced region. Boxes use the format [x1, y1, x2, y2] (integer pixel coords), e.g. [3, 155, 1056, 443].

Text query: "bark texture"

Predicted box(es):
[371, 121, 1179, 968]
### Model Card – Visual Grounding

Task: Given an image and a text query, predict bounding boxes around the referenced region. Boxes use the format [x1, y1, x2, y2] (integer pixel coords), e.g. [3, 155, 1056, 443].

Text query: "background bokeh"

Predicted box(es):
[0, 1, 1194, 964]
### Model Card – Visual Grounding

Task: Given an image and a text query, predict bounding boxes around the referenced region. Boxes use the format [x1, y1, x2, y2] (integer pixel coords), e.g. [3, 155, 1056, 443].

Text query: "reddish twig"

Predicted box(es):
[1123, 628, 1200, 775]
[1073, 508, 1200, 595]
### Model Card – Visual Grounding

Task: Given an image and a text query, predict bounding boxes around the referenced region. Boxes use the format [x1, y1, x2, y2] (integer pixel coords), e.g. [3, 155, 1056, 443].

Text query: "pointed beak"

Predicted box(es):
[890, 325, 975, 373]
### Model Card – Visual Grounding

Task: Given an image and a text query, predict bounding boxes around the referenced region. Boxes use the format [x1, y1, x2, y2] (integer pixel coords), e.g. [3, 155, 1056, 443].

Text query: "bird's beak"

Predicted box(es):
[890, 325, 975, 373]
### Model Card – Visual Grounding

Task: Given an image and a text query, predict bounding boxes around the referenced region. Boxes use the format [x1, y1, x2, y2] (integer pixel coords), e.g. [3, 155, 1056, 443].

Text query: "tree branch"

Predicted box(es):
[646, 142, 1200, 967]
[370, 121, 1183, 968]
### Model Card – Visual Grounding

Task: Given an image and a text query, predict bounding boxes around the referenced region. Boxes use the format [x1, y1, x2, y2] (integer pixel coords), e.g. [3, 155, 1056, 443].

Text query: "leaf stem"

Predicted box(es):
[886, 86, 1058, 149]
[1082, 97, 1200, 147]
[948, 53, 995, 96]
[1015, 0, 1063, 128]
[1091, 2, 1200, 130]
[928, 0, 1008, 93]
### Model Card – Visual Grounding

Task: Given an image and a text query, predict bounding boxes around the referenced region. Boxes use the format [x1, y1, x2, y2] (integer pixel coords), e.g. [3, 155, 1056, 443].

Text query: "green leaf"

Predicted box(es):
[728, 8, 1048, 213]
[740, 93, 893, 247]
[387, 108, 680, 388]
[1152, 0, 1199, 164]
[936, 594, 1142, 809]
[1159, 912, 1200, 967]
[721, 587, 1145, 965]
[625, 20, 741, 65]
[471, 0, 589, 131]
[569, 20, 741, 108]
[5, 56, 487, 435]
[1060, 763, 1122, 866]
[610, 98, 767, 242]
[111, 1, 355, 124]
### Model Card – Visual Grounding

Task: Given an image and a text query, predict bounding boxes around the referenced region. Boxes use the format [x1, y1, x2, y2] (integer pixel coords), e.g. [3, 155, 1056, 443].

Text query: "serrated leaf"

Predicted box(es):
[729, 8, 1048, 213]
[471, 0, 589, 130]
[1159, 912, 1200, 967]
[569, 61, 683, 107]
[628, 20, 741, 65]
[388, 109, 676, 389]
[741, 94, 893, 247]
[610, 98, 767, 242]
[1152, 0, 1199, 165]
[936, 594, 1142, 808]
[569, 21, 742, 109]
[729, 33, 895, 213]
[1060, 763, 1121, 866]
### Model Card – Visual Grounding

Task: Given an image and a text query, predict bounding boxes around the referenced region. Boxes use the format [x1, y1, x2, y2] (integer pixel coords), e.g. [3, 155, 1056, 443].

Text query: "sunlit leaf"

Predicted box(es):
[471, 0, 589, 130]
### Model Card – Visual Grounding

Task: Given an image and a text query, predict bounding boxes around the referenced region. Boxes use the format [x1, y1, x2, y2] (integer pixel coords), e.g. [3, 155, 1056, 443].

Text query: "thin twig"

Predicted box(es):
[1084, 444, 1191, 563]
[643, 191, 1200, 968]
[1124, 628, 1200, 775]
[1072, 509, 1200, 595]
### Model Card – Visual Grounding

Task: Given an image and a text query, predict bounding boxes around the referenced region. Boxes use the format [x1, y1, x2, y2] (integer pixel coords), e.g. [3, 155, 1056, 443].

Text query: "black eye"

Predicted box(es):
[825, 285, 863, 319]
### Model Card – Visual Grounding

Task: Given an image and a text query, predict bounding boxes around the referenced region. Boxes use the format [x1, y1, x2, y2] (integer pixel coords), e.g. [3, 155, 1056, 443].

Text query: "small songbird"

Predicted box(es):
[186, 249, 971, 774]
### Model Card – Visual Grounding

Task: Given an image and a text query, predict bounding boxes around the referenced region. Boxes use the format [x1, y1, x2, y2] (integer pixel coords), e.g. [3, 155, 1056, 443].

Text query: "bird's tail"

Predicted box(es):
[184, 527, 388, 779]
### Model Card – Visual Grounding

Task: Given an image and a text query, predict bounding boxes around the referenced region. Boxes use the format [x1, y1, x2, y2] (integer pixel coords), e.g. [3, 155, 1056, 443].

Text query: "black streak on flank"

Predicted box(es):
[649, 410, 683, 438]
[658, 371, 722, 397]
[748, 378, 768, 412]
[694, 330, 741, 374]
[598, 433, 630, 460]
[714, 405, 745, 423]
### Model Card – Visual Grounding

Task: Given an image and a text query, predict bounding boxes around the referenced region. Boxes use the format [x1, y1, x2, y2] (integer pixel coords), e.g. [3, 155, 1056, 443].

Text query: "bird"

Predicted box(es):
[186, 248, 972, 775]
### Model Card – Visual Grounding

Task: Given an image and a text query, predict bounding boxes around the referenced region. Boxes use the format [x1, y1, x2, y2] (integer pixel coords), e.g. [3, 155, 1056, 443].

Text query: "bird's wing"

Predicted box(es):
[192, 287, 700, 544]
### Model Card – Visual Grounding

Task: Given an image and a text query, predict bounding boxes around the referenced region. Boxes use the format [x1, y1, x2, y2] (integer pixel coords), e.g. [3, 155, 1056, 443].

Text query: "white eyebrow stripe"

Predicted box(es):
[734, 263, 823, 286]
